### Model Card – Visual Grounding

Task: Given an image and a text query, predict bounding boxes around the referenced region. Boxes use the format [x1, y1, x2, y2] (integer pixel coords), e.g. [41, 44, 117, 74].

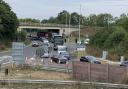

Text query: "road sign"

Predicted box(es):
[102, 51, 108, 59]
[12, 42, 25, 64]
[76, 44, 85, 51]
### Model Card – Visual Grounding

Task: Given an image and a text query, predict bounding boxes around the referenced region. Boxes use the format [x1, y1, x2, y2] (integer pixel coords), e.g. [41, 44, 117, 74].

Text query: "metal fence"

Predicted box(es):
[0, 79, 127, 89]
[19, 22, 84, 28]
[73, 61, 128, 84]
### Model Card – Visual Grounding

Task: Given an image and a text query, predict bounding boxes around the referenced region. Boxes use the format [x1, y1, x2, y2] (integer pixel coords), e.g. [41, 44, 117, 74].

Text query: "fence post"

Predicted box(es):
[126, 66, 128, 81]
[88, 63, 91, 82]
[107, 64, 109, 83]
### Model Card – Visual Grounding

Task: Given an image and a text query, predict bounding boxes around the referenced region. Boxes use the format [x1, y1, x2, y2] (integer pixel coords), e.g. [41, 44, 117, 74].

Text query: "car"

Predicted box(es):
[80, 55, 101, 64]
[59, 51, 71, 60]
[41, 52, 50, 58]
[31, 36, 40, 41]
[43, 41, 50, 48]
[51, 53, 68, 64]
[32, 41, 39, 47]
[120, 61, 128, 66]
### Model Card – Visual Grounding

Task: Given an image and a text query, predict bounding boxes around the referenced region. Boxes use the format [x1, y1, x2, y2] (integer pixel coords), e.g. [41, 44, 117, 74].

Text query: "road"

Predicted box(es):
[0, 42, 77, 58]
[0, 41, 77, 70]
[0, 44, 39, 59]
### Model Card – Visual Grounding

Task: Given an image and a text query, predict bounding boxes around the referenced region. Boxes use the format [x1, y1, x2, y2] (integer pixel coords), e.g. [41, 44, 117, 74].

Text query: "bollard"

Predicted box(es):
[120, 56, 124, 63]
[5, 69, 8, 76]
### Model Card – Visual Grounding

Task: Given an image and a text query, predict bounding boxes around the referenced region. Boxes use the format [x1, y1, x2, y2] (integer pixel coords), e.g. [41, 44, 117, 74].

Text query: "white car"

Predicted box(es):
[41, 52, 49, 58]
[32, 41, 39, 47]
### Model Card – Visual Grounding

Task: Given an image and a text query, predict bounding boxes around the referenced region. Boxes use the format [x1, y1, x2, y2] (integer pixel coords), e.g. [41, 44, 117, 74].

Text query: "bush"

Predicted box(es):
[90, 26, 128, 61]
[15, 31, 27, 42]
[0, 44, 5, 50]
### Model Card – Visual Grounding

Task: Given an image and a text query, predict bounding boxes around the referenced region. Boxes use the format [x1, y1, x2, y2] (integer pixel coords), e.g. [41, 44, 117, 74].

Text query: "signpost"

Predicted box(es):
[102, 51, 108, 59]
[12, 42, 25, 65]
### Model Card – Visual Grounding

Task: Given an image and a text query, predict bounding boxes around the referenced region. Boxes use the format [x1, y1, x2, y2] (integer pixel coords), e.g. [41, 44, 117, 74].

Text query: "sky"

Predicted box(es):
[4, 0, 128, 20]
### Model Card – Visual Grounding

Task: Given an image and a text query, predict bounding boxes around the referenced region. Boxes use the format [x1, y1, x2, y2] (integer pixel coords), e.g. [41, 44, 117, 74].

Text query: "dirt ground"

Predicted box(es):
[0, 69, 72, 80]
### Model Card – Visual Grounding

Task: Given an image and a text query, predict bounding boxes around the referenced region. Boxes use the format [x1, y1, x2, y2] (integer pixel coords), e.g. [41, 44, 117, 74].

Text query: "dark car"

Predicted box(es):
[51, 54, 68, 64]
[31, 36, 40, 41]
[80, 55, 101, 64]
[120, 61, 128, 66]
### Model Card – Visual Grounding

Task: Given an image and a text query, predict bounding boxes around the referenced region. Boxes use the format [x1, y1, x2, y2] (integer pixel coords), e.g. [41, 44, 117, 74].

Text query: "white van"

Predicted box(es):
[57, 45, 67, 54]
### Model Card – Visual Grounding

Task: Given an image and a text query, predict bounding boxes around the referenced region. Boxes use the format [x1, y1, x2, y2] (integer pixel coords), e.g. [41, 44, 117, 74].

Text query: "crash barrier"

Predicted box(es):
[19, 22, 84, 28]
[0, 79, 128, 89]
[73, 61, 128, 84]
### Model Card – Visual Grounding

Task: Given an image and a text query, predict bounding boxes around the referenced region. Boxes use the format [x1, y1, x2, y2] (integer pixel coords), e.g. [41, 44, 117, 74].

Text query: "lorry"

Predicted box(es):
[52, 35, 64, 50]
[37, 32, 52, 40]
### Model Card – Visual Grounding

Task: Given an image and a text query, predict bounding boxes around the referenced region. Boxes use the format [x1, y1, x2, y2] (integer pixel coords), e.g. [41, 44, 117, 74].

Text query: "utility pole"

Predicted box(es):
[68, 13, 71, 43]
[66, 13, 68, 28]
[79, 4, 82, 42]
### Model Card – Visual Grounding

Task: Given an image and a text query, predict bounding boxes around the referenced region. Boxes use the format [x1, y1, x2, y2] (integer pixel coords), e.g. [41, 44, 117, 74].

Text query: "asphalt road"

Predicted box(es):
[0, 42, 77, 58]
[0, 43, 40, 59]
[0, 41, 77, 70]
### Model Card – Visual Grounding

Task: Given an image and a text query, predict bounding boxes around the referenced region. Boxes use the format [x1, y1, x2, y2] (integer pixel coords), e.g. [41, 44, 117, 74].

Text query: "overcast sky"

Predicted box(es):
[4, 0, 128, 19]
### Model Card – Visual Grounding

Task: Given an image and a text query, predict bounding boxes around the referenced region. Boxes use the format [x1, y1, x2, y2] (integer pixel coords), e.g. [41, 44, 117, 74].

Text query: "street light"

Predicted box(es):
[68, 13, 71, 43]
[78, 4, 82, 42]
[66, 13, 68, 28]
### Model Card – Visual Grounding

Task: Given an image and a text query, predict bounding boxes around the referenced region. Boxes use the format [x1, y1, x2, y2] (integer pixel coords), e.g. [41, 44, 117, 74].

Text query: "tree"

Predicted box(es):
[41, 19, 48, 23]
[116, 13, 128, 31]
[19, 18, 40, 23]
[70, 12, 79, 25]
[0, 0, 18, 41]
[104, 27, 126, 48]
[48, 17, 56, 23]
[96, 13, 113, 27]
[88, 14, 97, 26]
[56, 10, 69, 24]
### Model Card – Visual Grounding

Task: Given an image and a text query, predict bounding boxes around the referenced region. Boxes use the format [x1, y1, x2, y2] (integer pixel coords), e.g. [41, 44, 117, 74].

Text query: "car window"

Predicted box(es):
[81, 57, 85, 59]
[85, 56, 96, 61]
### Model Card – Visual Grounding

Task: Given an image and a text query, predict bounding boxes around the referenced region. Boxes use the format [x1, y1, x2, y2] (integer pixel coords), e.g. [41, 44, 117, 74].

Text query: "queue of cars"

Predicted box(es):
[29, 34, 128, 66]
[30, 35, 100, 64]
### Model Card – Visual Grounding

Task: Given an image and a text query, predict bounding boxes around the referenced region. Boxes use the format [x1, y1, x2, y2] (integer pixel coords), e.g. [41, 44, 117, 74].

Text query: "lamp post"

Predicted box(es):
[78, 4, 82, 42]
[68, 13, 71, 43]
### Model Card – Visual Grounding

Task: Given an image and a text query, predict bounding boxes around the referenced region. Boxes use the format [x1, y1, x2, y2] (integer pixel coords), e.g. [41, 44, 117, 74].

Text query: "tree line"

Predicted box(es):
[19, 10, 127, 27]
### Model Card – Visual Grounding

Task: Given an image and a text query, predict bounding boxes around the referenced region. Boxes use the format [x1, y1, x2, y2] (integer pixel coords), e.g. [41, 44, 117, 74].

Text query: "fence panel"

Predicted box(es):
[73, 61, 127, 84]
[73, 62, 90, 81]
[109, 65, 127, 83]
[91, 64, 108, 82]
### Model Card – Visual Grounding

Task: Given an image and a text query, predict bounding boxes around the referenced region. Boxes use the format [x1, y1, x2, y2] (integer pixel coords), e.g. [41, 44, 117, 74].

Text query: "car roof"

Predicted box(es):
[85, 55, 97, 61]
[122, 60, 128, 63]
